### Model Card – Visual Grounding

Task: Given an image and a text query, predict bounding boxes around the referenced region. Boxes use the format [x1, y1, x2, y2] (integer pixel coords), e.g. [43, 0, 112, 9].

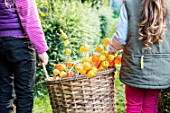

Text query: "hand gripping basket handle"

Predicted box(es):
[42, 63, 50, 79]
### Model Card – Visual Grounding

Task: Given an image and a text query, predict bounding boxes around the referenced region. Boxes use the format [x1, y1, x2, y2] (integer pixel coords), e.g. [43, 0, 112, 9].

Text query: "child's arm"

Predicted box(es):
[108, 4, 128, 53]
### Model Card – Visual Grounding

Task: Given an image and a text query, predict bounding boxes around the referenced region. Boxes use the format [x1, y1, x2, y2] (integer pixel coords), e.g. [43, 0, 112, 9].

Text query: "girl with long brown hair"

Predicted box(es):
[108, 0, 169, 112]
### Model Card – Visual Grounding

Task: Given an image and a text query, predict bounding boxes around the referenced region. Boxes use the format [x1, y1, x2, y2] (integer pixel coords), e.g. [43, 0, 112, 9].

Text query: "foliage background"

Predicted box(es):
[32, 0, 125, 113]
[30, 0, 170, 113]
[35, 0, 117, 95]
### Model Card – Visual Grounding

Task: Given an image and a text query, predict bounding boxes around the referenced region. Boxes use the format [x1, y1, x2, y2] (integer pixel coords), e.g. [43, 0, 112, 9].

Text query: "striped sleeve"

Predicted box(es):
[16, 0, 48, 54]
[108, 4, 128, 53]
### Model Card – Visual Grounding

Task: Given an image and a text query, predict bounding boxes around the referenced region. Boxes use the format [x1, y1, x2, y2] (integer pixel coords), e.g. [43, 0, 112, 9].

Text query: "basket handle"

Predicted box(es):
[42, 63, 50, 79]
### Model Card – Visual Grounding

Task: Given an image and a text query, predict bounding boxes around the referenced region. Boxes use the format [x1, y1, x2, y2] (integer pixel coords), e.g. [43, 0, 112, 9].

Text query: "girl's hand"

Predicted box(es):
[107, 44, 116, 53]
[107, 37, 124, 53]
[38, 52, 49, 66]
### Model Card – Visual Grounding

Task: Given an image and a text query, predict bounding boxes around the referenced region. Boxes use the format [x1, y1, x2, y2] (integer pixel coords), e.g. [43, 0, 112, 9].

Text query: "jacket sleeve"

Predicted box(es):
[108, 4, 128, 53]
[16, 0, 48, 54]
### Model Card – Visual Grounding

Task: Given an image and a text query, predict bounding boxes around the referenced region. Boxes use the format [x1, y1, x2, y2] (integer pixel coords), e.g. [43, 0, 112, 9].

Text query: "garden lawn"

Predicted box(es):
[33, 95, 52, 113]
[115, 77, 126, 113]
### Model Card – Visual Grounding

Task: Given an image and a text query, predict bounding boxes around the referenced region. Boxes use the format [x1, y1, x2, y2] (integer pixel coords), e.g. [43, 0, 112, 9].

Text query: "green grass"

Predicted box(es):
[115, 77, 126, 113]
[12, 94, 52, 113]
[33, 95, 52, 113]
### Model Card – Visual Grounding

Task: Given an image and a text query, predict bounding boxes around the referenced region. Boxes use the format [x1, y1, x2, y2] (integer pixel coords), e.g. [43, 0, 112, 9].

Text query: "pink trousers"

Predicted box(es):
[125, 85, 160, 113]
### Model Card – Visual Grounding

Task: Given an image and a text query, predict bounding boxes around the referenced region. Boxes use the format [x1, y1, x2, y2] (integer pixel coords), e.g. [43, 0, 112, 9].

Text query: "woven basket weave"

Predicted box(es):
[45, 68, 116, 113]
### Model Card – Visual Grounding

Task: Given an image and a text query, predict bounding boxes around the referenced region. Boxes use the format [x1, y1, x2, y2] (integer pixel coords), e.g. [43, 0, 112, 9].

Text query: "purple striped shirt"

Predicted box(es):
[14, 0, 48, 54]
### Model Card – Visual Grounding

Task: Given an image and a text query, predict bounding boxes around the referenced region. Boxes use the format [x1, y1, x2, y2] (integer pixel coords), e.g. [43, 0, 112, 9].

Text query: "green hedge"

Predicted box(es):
[159, 88, 170, 113]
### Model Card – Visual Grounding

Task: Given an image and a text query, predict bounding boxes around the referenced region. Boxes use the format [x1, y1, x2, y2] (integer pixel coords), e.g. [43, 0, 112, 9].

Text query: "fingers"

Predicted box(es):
[38, 52, 49, 66]
[107, 44, 117, 53]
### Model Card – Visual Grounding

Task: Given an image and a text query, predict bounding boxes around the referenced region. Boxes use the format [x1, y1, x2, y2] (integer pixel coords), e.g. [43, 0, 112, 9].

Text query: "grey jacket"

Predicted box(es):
[120, 0, 170, 89]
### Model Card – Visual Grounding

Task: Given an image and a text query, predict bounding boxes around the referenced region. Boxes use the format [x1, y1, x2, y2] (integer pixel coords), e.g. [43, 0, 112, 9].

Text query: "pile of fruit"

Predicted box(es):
[52, 29, 121, 79]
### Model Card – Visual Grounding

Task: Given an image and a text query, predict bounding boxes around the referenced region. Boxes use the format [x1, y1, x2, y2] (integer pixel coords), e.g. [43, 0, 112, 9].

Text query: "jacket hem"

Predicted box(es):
[120, 77, 170, 89]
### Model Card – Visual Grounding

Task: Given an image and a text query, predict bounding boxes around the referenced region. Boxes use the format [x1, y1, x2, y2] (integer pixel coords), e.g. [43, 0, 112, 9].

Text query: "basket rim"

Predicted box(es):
[45, 68, 115, 84]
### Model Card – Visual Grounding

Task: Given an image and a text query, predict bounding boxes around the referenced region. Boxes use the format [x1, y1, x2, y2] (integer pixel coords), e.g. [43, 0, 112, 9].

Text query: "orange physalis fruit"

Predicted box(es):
[93, 61, 100, 68]
[109, 61, 115, 67]
[79, 70, 87, 75]
[98, 66, 104, 71]
[55, 64, 65, 71]
[82, 57, 90, 62]
[101, 61, 109, 69]
[66, 71, 74, 77]
[83, 62, 92, 71]
[96, 46, 103, 52]
[99, 55, 106, 61]
[75, 64, 83, 72]
[108, 55, 115, 62]
[92, 53, 100, 62]
[87, 70, 95, 78]
[59, 71, 67, 78]
[53, 69, 60, 77]
[66, 62, 72, 69]
[101, 51, 109, 57]
[91, 67, 98, 74]
[79, 45, 90, 52]
[115, 56, 122, 65]
[102, 38, 110, 46]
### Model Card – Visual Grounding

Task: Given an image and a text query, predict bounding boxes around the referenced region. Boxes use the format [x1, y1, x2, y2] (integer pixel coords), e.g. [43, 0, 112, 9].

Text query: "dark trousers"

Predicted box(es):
[0, 37, 36, 113]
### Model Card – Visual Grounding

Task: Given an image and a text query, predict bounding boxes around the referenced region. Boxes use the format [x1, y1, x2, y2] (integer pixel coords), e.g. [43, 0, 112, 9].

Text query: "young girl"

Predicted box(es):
[108, 0, 169, 112]
[0, 0, 48, 113]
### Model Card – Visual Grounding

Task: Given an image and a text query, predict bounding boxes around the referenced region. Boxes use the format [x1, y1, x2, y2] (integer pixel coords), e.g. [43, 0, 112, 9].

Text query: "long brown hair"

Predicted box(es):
[138, 0, 168, 47]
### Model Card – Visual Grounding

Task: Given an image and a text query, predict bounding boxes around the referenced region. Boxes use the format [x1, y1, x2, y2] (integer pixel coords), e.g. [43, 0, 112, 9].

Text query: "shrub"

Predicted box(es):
[97, 6, 118, 39]
[159, 88, 170, 113]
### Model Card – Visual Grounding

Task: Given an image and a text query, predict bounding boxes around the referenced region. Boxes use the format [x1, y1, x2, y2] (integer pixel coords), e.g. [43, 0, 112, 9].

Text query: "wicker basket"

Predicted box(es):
[43, 65, 116, 113]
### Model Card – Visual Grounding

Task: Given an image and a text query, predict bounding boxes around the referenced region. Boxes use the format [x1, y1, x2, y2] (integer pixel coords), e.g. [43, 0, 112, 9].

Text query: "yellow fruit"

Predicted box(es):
[75, 64, 83, 72]
[108, 55, 115, 62]
[101, 61, 109, 69]
[65, 48, 71, 55]
[64, 40, 70, 46]
[99, 66, 105, 71]
[83, 62, 92, 71]
[100, 55, 106, 61]
[59, 28, 63, 33]
[79, 45, 90, 52]
[91, 67, 98, 74]
[53, 69, 60, 76]
[59, 71, 67, 78]
[114, 71, 119, 78]
[101, 51, 109, 57]
[82, 57, 90, 62]
[79, 70, 87, 75]
[87, 70, 95, 78]
[102, 38, 110, 46]
[96, 46, 103, 52]
[59, 29, 68, 39]
[61, 32, 68, 39]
